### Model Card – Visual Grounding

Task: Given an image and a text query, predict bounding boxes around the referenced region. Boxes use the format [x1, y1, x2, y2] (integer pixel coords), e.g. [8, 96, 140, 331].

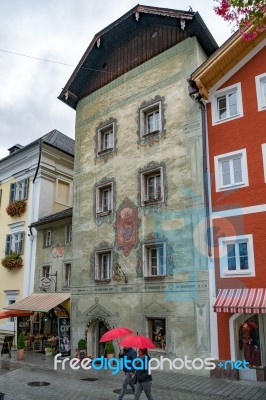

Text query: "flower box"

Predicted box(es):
[6, 200, 27, 217]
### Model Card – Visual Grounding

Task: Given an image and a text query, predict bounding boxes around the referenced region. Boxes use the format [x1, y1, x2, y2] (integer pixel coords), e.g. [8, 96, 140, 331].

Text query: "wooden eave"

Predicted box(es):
[58, 4, 217, 109]
[191, 20, 266, 99]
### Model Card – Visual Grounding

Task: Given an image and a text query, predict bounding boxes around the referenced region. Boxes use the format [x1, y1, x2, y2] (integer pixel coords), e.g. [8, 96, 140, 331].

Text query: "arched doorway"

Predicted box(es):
[86, 317, 111, 357]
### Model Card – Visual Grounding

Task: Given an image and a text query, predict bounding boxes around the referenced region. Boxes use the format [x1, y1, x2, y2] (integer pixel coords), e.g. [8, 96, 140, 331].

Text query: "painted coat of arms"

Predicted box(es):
[116, 199, 138, 256]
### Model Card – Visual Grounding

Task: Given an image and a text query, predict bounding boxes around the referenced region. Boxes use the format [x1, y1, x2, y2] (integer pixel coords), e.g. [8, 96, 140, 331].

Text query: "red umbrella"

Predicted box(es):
[99, 327, 133, 343]
[247, 321, 259, 329]
[118, 334, 156, 349]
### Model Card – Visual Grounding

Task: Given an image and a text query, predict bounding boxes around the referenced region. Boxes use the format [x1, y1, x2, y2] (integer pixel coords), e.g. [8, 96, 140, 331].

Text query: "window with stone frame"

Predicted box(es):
[140, 101, 162, 138]
[62, 262, 71, 288]
[95, 250, 112, 281]
[142, 242, 166, 277]
[43, 229, 52, 248]
[147, 318, 166, 350]
[40, 264, 51, 286]
[140, 167, 164, 205]
[97, 122, 114, 155]
[96, 182, 113, 216]
[65, 224, 72, 243]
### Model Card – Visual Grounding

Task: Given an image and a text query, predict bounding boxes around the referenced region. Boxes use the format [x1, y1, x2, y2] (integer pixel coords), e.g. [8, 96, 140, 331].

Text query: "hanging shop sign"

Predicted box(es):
[58, 317, 71, 358]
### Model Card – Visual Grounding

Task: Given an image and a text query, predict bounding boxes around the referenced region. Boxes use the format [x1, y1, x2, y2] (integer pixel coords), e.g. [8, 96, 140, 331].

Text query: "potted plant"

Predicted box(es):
[6, 200, 27, 217]
[77, 338, 87, 360]
[105, 340, 115, 360]
[1, 252, 23, 271]
[45, 346, 53, 356]
[17, 332, 25, 360]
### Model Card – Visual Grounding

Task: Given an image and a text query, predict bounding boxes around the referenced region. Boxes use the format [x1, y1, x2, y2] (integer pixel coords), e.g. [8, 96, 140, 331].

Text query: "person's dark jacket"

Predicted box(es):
[119, 347, 137, 372]
[135, 355, 152, 382]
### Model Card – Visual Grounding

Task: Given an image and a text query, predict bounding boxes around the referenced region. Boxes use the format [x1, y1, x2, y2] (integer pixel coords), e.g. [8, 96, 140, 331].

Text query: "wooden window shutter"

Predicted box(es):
[19, 232, 24, 254]
[5, 234, 12, 255]
[9, 183, 16, 202]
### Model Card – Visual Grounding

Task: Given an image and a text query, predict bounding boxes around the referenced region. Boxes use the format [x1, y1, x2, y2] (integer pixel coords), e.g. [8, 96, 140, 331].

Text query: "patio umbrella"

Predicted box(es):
[118, 334, 156, 349]
[99, 327, 133, 342]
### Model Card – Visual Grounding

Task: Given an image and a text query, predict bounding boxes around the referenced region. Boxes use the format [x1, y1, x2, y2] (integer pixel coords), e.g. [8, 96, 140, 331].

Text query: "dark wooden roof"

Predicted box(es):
[58, 4, 218, 109]
[31, 207, 72, 228]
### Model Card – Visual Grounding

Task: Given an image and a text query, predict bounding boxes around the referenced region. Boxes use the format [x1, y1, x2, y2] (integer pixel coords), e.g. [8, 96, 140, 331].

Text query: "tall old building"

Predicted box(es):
[59, 5, 217, 368]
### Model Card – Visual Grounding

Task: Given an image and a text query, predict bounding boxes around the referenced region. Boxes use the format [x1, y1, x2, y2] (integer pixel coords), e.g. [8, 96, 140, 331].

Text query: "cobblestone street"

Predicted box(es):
[0, 353, 266, 400]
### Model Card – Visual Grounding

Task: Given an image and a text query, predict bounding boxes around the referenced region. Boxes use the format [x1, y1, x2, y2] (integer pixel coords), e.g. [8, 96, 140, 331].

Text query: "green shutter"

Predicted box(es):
[9, 183, 16, 202]
[23, 178, 29, 200]
[5, 235, 12, 255]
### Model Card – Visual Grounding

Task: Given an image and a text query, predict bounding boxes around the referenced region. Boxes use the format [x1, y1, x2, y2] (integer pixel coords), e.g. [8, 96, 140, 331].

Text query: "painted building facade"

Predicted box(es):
[59, 5, 218, 370]
[190, 25, 266, 379]
[0, 130, 74, 338]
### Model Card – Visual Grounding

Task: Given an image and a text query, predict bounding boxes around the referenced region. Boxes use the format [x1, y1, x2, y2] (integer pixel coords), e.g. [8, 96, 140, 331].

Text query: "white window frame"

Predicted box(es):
[218, 234, 255, 277]
[140, 101, 162, 138]
[95, 250, 112, 281]
[43, 229, 52, 247]
[4, 290, 19, 327]
[62, 261, 71, 288]
[255, 73, 266, 111]
[97, 123, 114, 154]
[140, 167, 164, 204]
[214, 149, 249, 192]
[142, 242, 166, 277]
[261, 144, 266, 182]
[96, 183, 113, 215]
[211, 83, 243, 125]
[65, 224, 72, 243]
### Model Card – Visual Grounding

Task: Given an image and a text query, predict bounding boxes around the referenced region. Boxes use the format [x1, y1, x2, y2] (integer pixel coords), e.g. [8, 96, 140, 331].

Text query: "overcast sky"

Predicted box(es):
[0, 0, 233, 159]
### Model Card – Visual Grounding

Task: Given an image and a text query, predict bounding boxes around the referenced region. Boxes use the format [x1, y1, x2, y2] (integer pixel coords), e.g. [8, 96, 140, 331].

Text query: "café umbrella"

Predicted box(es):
[99, 327, 133, 342]
[119, 334, 156, 349]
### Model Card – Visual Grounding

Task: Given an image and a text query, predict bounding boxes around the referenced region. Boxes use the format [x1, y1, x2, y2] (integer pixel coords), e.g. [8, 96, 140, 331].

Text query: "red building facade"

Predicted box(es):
[191, 30, 266, 379]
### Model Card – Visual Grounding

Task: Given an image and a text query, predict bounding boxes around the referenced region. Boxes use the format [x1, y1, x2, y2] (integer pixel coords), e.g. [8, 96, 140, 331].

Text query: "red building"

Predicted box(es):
[191, 26, 266, 380]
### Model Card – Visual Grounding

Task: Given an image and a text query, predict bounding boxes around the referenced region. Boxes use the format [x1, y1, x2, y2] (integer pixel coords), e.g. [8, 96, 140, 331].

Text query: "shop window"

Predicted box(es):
[211, 83, 243, 125]
[65, 224, 72, 243]
[43, 229, 52, 248]
[97, 123, 114, 155]
[140, 167, 164, 205]
[147, 318, 166, 350]
[5, 232, 24, 255]
[255, 73, 266, 111]
[214, 149, 248, 191]
[62, 262, 71, 288]
[9, 178, 29, 201]
[239, 315, 261, 367]
[219, 235, 255, 277]
[142, 242, 166, 277]
[95, 250, 112, 281]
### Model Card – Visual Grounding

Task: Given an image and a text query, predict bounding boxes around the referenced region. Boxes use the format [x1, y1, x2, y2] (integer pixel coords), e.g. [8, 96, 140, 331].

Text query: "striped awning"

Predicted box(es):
[213, 288, 266, 313]
[4, 293, 70, 313]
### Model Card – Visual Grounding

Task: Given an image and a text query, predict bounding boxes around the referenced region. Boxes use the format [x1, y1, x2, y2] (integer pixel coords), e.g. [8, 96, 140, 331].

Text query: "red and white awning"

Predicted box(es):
[213, 288, 266, 314]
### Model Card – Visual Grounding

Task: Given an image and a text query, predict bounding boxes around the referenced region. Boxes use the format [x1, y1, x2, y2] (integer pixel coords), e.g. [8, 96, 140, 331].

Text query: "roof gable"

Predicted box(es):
[59, 4, 217, 109]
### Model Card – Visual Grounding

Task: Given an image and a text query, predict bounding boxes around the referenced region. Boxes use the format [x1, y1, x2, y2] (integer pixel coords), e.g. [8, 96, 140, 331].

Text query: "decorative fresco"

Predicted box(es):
[93, 177, 116, 225]
[94, 117, 118, 164]
[136, 95, 166, 146]
[136, 232, 174, 278]
[52, 241, 64, 258]
[137, 160, 168, 215]
[115, 198, 140, 257]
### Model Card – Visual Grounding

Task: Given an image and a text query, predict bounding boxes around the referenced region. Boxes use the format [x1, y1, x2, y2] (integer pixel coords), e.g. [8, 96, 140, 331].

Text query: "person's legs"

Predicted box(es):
[118, 372, 134, 400]
[141, 381, 154, 400]
[134, 382, 143, 400]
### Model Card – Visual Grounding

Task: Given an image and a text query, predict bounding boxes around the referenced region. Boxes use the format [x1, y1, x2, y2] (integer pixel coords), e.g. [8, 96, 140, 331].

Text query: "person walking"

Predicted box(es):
[118, 346, 137, 400]
[134, 348, 154, 400]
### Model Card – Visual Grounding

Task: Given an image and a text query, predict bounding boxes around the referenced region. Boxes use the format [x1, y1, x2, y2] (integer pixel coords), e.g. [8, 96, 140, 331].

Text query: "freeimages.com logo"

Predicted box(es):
[54, 355, 250, 375]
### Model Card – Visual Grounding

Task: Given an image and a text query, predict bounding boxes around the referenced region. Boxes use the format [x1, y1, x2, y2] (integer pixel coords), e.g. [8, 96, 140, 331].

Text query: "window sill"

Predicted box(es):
[95, 279, 111, 283]
[217, 182, 247, 191]
[222, 270, 253, 277]
[142, 198, 163, 205]
[213, 113, 242, 125]
[144, 275, 166, 279]
[97, 149, 114, 156]
[96, 210, 112, 217]
[142, 130, 161, 138]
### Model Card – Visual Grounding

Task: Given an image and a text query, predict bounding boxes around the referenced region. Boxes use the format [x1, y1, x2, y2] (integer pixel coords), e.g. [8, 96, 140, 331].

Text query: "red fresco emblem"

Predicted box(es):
[117, 206, 137, 256]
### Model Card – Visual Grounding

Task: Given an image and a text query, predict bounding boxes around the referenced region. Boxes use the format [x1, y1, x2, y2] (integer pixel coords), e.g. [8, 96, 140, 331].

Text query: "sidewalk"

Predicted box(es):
[1, 350, 266, 400]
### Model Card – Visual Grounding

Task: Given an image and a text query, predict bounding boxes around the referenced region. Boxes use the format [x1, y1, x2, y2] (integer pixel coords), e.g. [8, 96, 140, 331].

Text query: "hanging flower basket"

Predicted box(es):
[6, 200, 27, 217]
[1, 252, 23, 271]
